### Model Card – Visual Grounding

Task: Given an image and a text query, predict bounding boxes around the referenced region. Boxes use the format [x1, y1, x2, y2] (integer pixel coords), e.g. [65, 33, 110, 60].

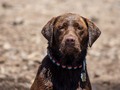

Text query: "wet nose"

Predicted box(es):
[65, 37, 75, 46]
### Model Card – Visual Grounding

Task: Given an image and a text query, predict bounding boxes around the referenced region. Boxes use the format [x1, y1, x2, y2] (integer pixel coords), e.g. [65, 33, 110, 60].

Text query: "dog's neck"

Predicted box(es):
[47, 47, 87, 69]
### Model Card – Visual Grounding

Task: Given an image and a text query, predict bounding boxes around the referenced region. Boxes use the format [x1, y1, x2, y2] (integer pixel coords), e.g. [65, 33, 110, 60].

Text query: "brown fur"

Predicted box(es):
[31, 13, 101, 90]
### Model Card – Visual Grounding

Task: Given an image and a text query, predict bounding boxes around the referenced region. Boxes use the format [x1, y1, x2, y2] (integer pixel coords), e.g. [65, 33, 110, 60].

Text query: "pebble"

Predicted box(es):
[3, 42, 11, 50]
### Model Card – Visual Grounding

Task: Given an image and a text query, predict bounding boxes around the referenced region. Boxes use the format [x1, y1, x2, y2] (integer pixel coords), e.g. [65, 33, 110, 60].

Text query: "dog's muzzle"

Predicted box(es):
[59, 36, 81, 55]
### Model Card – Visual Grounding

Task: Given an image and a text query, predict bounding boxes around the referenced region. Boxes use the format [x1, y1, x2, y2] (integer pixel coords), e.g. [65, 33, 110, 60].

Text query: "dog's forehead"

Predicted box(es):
[55, 13, 86, 26]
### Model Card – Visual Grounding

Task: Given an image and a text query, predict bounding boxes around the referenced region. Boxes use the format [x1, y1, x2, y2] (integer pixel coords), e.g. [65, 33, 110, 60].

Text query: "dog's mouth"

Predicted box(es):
[58, 43, 81, 66]
[59, 43, 81, 56]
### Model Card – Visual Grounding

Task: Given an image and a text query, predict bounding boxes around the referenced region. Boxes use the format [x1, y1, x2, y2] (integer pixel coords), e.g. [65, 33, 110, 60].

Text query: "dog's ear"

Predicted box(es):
[41, 17, 56, 46]
[82, 17, 101, 47]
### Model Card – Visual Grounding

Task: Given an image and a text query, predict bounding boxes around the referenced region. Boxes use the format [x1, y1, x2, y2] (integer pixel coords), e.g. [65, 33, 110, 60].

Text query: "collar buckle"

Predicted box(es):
[81, 59, 86, 82]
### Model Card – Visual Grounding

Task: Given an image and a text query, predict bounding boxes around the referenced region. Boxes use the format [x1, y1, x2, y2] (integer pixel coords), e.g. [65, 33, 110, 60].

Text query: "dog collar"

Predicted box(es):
[47, 50, 82, 70]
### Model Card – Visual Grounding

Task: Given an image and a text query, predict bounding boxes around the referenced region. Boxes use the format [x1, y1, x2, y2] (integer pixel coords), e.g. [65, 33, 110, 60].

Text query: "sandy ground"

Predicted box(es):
[0, 0, 120, 90]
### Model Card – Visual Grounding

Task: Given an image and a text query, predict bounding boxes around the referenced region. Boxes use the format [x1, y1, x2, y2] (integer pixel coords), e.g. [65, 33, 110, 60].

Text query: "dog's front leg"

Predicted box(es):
[30, 67, 53, 90]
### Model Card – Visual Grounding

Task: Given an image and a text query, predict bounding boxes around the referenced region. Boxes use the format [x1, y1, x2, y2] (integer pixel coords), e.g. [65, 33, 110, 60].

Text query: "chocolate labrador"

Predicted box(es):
[30, 13, 101, 90]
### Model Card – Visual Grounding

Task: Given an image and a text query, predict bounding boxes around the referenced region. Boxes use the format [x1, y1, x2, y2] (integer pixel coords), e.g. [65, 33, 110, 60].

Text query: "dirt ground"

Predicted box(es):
[0, 0, 120, 90]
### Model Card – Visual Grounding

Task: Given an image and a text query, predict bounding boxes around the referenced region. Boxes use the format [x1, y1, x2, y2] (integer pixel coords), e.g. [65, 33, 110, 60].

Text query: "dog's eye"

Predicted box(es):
[58, 23, 67, 30]
[74, 23, 83, 30]
[58, 26, 65, 32]
[78, 26, 83, 30]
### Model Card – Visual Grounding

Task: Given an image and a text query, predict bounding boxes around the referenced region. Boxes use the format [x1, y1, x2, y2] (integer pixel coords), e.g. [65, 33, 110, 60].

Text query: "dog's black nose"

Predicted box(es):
[65, 37, 75, 46]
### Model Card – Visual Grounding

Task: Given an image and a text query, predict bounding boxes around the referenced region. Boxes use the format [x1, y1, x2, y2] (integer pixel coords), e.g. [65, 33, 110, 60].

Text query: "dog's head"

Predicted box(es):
[42, 13, 101, 56]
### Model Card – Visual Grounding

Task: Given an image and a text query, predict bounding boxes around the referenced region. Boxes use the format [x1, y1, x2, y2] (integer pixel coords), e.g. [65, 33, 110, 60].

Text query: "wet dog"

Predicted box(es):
[30, 13, 101, 90]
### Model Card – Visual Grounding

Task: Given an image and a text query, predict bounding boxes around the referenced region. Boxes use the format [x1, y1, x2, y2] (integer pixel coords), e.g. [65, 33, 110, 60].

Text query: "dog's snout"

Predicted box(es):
[65, 37, 75, 46]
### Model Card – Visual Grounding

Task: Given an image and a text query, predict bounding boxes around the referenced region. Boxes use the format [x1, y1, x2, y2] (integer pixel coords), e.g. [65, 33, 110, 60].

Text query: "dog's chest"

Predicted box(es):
[50, 67, 82, 90]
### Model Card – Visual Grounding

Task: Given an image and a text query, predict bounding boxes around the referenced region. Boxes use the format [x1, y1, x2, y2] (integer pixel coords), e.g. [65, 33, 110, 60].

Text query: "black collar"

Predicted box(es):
[47, 50, 86, 70]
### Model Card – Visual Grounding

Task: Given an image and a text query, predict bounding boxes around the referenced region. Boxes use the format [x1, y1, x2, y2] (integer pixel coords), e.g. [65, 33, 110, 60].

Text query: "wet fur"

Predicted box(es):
[31, 13, 101, 90]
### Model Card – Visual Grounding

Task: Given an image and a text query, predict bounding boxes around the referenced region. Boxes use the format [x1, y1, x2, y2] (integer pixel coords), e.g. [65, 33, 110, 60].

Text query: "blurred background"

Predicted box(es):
[0, 0, 120, 90]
